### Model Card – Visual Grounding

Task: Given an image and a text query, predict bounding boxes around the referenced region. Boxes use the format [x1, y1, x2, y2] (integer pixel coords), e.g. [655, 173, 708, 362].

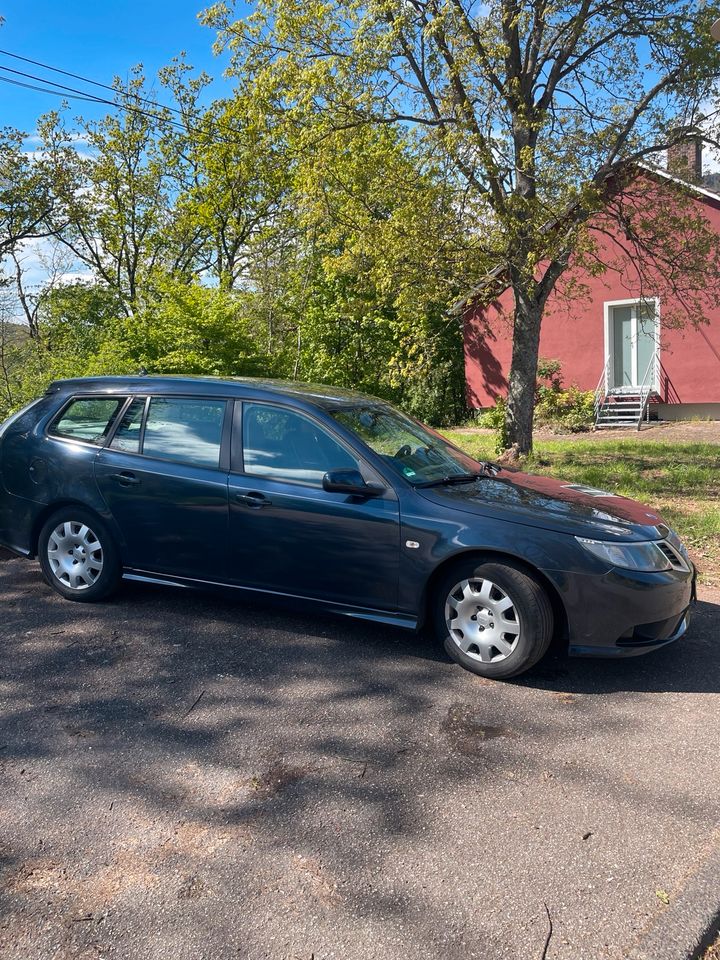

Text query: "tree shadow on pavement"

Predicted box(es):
[1, 558, 719, 960]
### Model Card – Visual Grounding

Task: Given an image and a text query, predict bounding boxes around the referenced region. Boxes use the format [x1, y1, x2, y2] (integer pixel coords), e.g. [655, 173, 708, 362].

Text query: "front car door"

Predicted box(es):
[227, 401, 400, 611]
[94, 394, 231, 580]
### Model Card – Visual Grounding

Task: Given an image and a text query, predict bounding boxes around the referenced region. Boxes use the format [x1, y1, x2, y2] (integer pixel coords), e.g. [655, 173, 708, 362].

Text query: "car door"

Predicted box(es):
[94, 394, 231, 580]
[227, 401, 401, 610]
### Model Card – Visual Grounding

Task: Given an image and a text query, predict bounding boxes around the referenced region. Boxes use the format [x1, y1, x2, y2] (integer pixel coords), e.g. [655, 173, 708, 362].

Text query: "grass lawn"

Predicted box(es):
[441, 430, 720, 586]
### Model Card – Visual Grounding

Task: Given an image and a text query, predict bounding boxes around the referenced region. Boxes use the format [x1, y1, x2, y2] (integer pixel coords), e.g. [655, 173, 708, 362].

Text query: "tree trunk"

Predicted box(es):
[504, 291, 543, 456]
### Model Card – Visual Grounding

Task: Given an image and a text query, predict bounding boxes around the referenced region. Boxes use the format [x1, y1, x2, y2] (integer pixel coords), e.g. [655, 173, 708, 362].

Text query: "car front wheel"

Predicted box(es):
[434, 560, 553, 679]
[38, 508, 121, 602]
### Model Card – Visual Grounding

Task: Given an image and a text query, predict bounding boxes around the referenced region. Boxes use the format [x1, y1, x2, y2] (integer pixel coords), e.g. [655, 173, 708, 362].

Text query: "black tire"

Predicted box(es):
[433, 559, 553, 680]
[38, 507, 122, 603]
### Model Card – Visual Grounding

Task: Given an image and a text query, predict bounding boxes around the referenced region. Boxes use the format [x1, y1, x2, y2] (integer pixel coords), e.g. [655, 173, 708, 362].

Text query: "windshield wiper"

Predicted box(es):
[414, 462, 500, 488]
[415, 472, 485, 489]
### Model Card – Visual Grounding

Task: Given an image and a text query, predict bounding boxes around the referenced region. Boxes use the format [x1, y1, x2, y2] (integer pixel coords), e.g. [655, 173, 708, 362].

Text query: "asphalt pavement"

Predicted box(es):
[0, 552, 718, 960]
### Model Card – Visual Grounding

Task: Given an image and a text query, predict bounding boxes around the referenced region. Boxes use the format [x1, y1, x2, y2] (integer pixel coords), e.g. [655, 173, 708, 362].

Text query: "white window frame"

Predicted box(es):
[603, 298, 660, 392]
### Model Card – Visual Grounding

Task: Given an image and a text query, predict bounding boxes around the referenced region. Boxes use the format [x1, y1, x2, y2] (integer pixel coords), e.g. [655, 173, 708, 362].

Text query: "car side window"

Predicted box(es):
[109, 397, 146, 453]
[49, 397, 126, 445]
[142, 397, 226, 468]
[242, 403, 359, 486]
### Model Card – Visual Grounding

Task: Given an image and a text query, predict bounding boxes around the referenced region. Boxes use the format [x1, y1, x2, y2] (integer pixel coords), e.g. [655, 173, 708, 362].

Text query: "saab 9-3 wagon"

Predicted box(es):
[0, 376, 695, 679]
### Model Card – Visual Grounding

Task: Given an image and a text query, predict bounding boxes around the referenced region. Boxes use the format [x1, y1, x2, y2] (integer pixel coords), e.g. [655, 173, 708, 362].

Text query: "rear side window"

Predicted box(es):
[49, 397, 126, 444]
[142, 397, 225, 468]
[109, 398, 146, 453]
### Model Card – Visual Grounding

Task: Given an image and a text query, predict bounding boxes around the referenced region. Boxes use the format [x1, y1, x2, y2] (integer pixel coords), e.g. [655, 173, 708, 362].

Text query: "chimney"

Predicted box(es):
[667, 132, 703, 183]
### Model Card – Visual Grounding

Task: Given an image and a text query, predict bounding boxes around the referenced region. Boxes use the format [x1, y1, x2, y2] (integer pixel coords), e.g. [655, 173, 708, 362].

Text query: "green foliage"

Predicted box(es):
[476, 359, 594, 443]
[118, 277, 273, 377]
[476, 403, 505, 431]
[0, 128, 53, 262]
[533, 358, 595, 433]
[0, 279, 276, 421]
[204, 0, 720, 454]
[535, 358, 564, 394]
[535, 385, 595, 433]
[10, 2, 720, 440]
[475, 397, 510, 454]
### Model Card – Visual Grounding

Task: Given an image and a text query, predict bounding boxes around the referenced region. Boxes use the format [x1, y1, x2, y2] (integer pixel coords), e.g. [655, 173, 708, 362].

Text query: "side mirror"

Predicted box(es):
[322, 469, 383, 497]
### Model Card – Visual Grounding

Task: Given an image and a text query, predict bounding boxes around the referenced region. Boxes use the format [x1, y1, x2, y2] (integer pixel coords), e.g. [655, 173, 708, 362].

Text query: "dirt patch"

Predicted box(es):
[291, 855, 342, 907]
[441, 703, 510, 756]
[2, 850, 160, 906]
[3, 859, 68, 894]
[158, 820, 254, 858]
[248, 760, 312, 799]
[177, 874, 206, 900]
[80, 850, 161, 907]
[551, 692, 578, 705]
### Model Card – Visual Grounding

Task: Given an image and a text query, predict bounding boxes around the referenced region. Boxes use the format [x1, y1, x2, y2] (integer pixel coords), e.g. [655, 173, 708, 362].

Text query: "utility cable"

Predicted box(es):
[0, 46, 190, 119]
[0, 49, 249, 144]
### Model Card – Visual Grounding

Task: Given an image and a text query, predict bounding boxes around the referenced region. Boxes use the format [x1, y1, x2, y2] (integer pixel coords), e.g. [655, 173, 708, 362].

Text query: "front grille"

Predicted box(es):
[656, 539, 689, 572]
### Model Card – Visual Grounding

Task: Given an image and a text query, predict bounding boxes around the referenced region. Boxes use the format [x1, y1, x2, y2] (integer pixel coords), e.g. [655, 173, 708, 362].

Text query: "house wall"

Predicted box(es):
[464, 180, 720, 412]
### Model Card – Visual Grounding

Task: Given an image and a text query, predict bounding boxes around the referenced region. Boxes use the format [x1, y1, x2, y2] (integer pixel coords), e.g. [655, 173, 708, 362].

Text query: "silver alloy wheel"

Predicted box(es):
[444, 577, 521, 663]
[46, 521, 104, 591]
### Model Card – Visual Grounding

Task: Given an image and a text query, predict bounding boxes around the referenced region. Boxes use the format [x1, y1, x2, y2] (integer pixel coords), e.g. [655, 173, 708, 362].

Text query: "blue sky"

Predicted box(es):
[0, 1, 244, 134]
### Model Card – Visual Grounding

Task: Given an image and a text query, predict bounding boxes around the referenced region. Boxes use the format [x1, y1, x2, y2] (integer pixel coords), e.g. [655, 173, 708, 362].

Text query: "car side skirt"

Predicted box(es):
[122, 569, 419, 631]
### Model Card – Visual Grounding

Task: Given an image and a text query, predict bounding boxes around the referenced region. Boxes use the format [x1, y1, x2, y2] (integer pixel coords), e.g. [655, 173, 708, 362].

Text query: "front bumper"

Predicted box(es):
[570, 605, 691, 658]
[549, 563, 696, 659]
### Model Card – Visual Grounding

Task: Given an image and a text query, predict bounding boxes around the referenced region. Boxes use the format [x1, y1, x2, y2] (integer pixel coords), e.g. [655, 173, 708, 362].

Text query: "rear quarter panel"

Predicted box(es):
[0, 395, 112, 554]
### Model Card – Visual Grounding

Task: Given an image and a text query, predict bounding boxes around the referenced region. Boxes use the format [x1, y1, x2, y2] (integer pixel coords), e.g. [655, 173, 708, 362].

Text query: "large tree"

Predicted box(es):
[0, 128, 55, 264]
[204, 0, 720, 452]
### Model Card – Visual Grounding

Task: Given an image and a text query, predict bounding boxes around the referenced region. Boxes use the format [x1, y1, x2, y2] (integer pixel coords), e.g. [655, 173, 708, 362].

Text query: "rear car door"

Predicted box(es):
[227, 401, 400, 610]
[94, 395, 231, 580]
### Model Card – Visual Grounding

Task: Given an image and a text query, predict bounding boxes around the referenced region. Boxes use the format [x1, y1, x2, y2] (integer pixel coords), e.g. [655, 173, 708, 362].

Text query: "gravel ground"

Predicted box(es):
[0, 555, 718, 960]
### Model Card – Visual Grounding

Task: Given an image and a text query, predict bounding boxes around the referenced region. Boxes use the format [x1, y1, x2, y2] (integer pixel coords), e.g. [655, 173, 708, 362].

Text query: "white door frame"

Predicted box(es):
[603, 298, 660, 392]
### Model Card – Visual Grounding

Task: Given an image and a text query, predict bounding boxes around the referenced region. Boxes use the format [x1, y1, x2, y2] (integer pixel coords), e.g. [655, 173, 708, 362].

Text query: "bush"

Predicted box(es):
[533, 358, 595, 433]
[476, 397, 506, 430]
[470, 360, 595, 445]
[535, 383, 595, 432]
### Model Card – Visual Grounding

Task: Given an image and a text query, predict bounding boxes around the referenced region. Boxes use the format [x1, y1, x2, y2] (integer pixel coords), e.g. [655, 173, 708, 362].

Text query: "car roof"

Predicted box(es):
[45, 375, 386, 410]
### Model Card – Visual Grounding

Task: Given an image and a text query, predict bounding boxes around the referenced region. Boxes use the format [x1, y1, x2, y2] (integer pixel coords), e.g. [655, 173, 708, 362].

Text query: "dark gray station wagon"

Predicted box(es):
[0, 376, 695, 679]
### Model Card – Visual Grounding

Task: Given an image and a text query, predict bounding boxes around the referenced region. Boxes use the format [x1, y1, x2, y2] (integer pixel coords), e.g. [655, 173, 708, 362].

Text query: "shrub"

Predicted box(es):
[476, 397, 506, 430]
[471, 360, 595, 445]
[535, 383, 595, 432]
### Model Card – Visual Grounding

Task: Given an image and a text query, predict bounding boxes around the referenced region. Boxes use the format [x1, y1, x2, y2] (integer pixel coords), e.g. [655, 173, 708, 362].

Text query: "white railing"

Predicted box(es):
[636, 347, 659, 430]
[593, 356, 611, 423]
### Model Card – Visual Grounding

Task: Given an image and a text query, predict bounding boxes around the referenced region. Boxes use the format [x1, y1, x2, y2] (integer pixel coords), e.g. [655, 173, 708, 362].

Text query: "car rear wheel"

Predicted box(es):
[434, 560, 553, 679]
[38, 508, 121, 602]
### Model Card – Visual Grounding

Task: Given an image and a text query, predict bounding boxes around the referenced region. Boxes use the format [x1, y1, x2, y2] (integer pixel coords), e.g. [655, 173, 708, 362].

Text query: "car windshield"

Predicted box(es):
[329, 404, 483, 486]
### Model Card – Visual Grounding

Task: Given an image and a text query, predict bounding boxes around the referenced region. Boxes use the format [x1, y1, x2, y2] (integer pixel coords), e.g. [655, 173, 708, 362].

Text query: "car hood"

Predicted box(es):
[416, 469, 667, 541]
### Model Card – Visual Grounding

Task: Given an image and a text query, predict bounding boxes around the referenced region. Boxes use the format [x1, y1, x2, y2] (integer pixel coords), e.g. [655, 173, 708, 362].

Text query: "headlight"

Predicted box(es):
[575, 537, 672, 572]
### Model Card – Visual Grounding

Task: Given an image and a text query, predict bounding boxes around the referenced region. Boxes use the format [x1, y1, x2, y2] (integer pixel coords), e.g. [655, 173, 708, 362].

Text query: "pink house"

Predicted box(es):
[462, 148, 720, 425]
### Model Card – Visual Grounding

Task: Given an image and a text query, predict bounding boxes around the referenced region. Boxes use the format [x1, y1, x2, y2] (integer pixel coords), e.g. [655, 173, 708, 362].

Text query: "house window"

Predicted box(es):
[606, 300, 658, 389]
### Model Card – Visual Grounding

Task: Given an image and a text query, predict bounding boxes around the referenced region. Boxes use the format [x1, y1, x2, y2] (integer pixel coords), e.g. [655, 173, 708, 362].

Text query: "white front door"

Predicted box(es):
[608, 301, 658, 390]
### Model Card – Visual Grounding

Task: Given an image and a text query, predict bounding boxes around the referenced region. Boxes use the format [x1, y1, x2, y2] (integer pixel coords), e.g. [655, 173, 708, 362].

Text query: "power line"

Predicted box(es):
[0, 74, 107, 105]
[0, 47, 189, 120]
[0, 63, 189, 131]
[0, 49, 249, 145]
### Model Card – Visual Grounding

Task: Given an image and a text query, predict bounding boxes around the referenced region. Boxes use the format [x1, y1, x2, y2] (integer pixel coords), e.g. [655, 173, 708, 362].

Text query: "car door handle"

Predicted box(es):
[235, 491, 271, 508]
[109, 472, 141, 487]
